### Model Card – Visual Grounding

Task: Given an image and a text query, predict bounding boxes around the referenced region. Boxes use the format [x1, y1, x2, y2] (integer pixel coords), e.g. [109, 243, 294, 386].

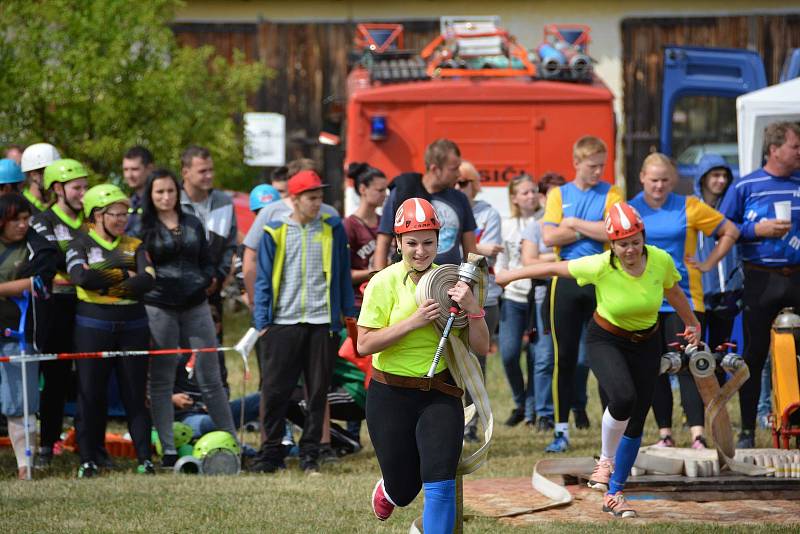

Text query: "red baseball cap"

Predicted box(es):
[287, 170, 329, 196]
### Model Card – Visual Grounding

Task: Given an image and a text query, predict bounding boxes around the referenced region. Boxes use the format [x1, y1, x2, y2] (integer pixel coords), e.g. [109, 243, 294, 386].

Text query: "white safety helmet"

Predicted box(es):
[21, 143, 61, 173]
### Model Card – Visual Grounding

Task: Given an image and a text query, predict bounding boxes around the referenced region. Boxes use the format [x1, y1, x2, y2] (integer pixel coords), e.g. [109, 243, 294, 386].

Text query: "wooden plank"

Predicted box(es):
[577, 472, 800, 492]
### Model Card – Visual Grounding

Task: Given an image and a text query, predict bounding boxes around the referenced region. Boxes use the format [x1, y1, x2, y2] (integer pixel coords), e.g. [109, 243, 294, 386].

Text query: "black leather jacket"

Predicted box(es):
[129, 213, 214, 310]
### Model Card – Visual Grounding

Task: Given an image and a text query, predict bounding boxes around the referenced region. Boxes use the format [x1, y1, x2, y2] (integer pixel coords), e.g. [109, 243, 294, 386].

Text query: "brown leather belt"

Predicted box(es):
[371, 367, 464, 398]
[592, 311, 659, 343]
[744, 262, 800, 277]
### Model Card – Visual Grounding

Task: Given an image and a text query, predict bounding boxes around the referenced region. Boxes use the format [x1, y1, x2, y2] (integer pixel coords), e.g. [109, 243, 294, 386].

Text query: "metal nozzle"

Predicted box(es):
[457, 262, 482, 286]
[688, 349, 716, 378]
[773, 307, 800, 333]
[720, 353, 747, 374]
[660, 351, 683, 375]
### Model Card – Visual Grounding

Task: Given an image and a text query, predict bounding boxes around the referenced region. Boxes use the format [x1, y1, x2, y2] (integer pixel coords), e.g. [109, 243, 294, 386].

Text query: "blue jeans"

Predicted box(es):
[757, 355, 772, 417]
[499, 299, 534, 420]
[531, 296, 554, 419]
[573, 324, 589, 411]
[180, 393, 261, 438]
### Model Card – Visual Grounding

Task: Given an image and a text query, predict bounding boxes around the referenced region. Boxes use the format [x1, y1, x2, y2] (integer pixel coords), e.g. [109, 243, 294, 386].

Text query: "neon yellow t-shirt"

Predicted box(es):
[358, 261, 455, 377]
[567, 245, 681, 331]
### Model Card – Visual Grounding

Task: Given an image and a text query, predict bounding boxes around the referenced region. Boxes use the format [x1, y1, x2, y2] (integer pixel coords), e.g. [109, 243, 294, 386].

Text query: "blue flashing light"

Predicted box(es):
[370, 115, 387, 141]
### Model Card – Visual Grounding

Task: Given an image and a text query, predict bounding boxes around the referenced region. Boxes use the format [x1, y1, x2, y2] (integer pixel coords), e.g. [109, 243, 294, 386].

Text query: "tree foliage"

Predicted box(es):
[0, 0, 269, 191]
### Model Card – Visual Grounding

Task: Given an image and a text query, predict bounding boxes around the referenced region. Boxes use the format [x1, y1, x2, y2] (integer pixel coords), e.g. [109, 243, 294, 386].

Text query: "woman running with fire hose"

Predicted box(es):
[496, 201, 701, 518]
[357, 198, 489, 532]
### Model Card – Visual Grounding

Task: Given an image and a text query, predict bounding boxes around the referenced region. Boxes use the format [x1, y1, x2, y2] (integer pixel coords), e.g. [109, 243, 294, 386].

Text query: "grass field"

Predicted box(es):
[0, 307, 784, 533]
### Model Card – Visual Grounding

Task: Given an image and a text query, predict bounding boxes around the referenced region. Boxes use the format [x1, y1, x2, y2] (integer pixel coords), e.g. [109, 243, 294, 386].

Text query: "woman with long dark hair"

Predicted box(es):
[130, 169, 236, 468]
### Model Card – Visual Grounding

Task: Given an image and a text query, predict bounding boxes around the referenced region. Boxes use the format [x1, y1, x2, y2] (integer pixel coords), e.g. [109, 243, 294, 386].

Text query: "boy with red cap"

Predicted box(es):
[251, 170, 354, 474]
[497, 201, 700, 519]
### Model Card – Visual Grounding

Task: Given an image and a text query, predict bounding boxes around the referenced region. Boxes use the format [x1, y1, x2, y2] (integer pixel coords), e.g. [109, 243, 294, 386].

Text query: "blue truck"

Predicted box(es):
[660, 45, 800, 191]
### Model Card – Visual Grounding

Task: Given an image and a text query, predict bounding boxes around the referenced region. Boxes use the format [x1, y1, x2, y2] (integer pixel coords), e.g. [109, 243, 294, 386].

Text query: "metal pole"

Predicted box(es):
[454, 473, 464, 534]
[0, 345, 238, 363]
[20, 346, 32, 480]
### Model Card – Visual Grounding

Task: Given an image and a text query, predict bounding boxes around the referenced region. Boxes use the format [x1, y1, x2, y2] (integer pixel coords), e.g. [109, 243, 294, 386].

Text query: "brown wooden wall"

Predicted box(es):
[172, 20, 438, 210]
[621, 14, 800, 196]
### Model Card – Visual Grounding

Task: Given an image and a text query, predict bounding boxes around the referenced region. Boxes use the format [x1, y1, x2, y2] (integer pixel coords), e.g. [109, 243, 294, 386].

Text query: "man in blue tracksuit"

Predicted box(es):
[694, 154, 743, 350]
[719, 121, 800, 448]
[251, 170, 354, 473]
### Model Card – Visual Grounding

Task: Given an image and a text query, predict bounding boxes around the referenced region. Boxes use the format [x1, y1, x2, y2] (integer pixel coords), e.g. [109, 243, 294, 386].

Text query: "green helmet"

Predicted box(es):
[151, 422, 195, 456]
[83, 183, 129, 218]
[192, 431, 240, 459]
[173, 422, 193, 449]
[177, 443, 194, 457]
[43, 158, 88, 190]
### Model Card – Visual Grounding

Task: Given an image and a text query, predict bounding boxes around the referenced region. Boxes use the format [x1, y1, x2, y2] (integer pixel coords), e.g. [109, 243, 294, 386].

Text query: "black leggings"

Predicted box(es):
[39, 294, 77, 448]
[740, 267, 800, 431]
[586, 319, 660, 438]
[74, 303, 151, 464]
[703, 309, 736, 353]
[650, 312, 706, 429]
[550, 276, 596, 424]
[366, 380, 463, 506]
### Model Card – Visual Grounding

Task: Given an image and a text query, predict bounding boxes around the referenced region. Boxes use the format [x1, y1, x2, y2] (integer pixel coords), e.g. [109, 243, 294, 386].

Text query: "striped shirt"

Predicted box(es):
[719, 169, 800, 266]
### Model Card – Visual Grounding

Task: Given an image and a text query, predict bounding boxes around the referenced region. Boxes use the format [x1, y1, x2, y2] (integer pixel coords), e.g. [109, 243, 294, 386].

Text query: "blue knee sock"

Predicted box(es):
[608, 435, 641, 495]
[422, 479, 456, 534]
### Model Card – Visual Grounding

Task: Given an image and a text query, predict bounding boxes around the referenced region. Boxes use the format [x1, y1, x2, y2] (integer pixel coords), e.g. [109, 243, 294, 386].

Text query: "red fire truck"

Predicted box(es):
[343, 17, 616, 216]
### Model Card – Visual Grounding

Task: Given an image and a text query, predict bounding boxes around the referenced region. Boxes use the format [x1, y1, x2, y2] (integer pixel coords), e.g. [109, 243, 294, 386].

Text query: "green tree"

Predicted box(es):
[0, 0, 269, 191]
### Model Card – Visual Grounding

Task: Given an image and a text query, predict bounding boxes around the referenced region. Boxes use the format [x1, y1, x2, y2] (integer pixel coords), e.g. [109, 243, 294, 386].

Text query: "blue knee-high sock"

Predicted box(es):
[608, 435, 641, 495]
[422, 479, 456, 534]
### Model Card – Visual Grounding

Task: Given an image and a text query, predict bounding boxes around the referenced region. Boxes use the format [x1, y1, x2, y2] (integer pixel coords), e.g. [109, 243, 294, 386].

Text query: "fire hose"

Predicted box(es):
[409, 254, 492, 534]
[516, 345, 766, 517]
[415, 254, 492, 474]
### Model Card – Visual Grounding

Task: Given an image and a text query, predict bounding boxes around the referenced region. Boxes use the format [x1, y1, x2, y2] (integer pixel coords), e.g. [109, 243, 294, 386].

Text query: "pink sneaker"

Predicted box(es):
[603, 491, 637, 518]
[371, 479, 395, 521]
[587, 459, 613, 491]
[653, 435, 675, 448]
[691, 436, 708, 450]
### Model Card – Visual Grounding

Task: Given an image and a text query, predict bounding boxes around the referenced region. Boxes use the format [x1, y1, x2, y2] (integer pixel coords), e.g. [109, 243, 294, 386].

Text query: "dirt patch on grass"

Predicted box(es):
[464, 477, 800, 526]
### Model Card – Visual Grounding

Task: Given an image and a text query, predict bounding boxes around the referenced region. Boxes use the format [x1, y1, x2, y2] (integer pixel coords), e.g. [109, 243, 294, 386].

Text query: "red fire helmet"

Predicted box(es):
[605, 201, 645, 241]
[393, 197, 441, 234]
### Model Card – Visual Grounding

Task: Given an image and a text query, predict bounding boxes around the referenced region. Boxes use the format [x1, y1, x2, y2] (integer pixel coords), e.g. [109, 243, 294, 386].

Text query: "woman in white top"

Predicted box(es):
[495, 174, 541, 426]
[519, 176, 559, 431]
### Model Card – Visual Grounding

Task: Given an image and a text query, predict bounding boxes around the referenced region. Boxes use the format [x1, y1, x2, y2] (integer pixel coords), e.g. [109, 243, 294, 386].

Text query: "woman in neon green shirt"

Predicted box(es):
[357, 197, 489, 533]
[497, 201, 700, 519]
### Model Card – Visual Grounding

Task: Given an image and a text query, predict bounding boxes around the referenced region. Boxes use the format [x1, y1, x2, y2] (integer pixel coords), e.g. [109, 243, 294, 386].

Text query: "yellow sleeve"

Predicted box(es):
[567, 252, 607, 287]
[357, 272, 393, 328]
[686, 196, 724, 236]
[603, 185, 625, 216]
[541, 186, 563, 226]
